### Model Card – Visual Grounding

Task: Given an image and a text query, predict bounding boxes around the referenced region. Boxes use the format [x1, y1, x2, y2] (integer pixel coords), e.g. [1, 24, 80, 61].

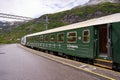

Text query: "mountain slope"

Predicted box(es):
[86, 0, 120, 5]
[0, 2, 120, 43]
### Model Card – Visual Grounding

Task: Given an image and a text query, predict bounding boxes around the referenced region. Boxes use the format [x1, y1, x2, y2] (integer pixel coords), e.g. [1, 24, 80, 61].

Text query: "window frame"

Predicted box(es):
[82, 29, 90, 43]
[50, 34, 55, 42]
[39, 35, 43, 42]
[67, 31, 77, 43]
[57, 32, 64, 43]
[44, 35, 49, 42]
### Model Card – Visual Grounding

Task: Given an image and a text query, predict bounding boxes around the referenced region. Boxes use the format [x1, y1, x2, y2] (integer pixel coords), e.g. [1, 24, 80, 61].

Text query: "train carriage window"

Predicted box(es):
[67, 31, 77, 43]
[44, 35, 49, 42]
[37, 36, 40, 42]
[57, 33, 64, 43]
[50, 34, 55, 42]
[36, 36, 39, 42]
[82, 30, 90, 43]
[40, 35, 43, 42]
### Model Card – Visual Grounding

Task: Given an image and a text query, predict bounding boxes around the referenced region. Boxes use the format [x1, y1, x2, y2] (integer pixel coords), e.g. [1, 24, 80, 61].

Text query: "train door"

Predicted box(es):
[94, 24, 112, 69]
[111, 22, 120, 67]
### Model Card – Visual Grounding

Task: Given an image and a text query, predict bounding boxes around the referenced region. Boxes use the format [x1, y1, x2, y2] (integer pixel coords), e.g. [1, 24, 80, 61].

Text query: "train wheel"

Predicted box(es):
[87, 59, 93, 65]
[112, 63, 118, 71]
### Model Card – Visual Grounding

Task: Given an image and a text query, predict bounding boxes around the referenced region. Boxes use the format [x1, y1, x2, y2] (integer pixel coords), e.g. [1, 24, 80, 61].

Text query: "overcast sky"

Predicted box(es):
[0, 0, 89, 21]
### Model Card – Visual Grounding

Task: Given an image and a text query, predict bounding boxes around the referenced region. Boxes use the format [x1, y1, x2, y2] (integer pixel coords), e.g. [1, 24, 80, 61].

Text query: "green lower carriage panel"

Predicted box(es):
[37, 42, 94, 59]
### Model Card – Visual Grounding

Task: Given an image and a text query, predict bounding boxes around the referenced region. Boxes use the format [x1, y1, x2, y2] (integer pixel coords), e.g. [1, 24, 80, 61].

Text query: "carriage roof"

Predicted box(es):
[26, 13, 120, 37]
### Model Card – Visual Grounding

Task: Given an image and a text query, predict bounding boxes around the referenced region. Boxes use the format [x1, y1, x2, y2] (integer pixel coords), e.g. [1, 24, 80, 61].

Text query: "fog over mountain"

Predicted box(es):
[0, 21, 24, 31]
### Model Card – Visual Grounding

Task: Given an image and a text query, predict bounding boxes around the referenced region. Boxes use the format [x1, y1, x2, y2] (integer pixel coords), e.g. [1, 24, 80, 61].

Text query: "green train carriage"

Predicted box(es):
[23, 13, 120, 70]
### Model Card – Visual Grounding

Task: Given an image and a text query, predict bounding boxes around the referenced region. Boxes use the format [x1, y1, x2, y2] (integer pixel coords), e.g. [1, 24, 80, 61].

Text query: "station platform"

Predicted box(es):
[18, 44, 120, 80]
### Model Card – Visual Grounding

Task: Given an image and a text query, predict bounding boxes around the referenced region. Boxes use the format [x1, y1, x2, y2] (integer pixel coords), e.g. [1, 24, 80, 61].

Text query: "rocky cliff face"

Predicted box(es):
[63, 2, 120, 24]
[86, 0, 120, 5]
